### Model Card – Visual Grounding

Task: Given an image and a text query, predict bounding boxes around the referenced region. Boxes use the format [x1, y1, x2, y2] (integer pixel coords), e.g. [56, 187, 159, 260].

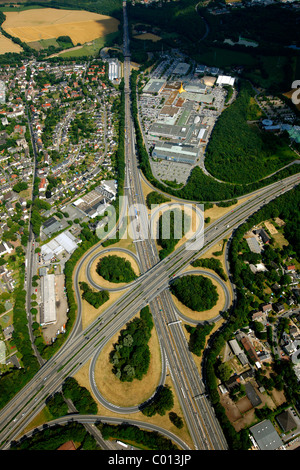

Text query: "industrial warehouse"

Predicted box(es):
[40, 273, 56, 326]
[140, 66, 232, 171]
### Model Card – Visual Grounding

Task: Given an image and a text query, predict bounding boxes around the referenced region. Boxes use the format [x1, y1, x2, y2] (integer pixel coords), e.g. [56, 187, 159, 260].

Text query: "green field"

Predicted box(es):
[57, 31, 120, 58]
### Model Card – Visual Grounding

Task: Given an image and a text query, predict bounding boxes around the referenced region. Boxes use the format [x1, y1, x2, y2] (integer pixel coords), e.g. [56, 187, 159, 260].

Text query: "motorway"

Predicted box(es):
[0, 169, 299, 450]
[0, 1, 300, 451]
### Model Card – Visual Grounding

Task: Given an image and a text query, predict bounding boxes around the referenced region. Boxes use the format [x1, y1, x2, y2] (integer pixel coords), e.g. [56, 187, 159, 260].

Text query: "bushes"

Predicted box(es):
[191, 257, 228, 281]
[142, 385, 174, 418]
[62, 377, 98, 415]
[169, 412, 184, 429]
[79, 281, 109, 309]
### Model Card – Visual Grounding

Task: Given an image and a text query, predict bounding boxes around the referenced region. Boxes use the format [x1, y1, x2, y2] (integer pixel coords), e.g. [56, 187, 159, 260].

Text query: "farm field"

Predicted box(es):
[0, 31, 22, 53]
[2, 8, 120, 46]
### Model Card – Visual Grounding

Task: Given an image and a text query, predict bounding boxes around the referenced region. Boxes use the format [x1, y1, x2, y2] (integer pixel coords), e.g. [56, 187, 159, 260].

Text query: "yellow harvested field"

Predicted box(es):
[0, 31, 23, 54]
[2, 8, 120, 45]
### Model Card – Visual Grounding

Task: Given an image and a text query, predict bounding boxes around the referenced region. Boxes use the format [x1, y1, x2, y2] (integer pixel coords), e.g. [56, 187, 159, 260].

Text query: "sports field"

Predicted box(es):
[2, 8, 120, 45]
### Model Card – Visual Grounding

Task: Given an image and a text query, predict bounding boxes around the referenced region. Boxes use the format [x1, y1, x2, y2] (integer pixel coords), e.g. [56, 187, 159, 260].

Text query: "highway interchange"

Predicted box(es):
[0, 0, 300, 452]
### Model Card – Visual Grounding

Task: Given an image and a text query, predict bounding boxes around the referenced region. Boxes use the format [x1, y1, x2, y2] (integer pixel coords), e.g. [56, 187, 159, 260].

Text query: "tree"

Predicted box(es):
[79, 282, 109, 309]
[142, 386, 174, 417]
[217, 363, 232, 383]
[169, 412, 184, 429]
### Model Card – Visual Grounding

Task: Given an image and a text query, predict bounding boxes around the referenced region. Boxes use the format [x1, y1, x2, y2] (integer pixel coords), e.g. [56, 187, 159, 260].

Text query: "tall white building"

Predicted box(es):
[0, 81, 6, 104]
[108, 59, 121, 82]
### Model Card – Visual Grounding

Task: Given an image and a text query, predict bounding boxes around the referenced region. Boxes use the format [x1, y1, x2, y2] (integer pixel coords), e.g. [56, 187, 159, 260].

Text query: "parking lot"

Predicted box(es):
[151, 159, 193, 185]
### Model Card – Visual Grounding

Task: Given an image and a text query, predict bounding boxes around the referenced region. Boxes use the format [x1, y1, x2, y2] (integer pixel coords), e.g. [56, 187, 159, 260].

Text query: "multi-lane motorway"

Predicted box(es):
[0, 169, 299, 450]
[0, 0, 300, 451]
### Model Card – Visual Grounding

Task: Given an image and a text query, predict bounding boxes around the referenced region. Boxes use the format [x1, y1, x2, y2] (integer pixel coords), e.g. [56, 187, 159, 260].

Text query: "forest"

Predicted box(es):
[96, 254, 137, 283]
[185, 323, 215, 357]
[10, 422, 99, 450]
[62, 377, 98, 415]
[141, 385, 174, 418]
[109, 306, 153, 382]
[146, 191, 170, 209]
[191, 257, 228, 282]
[170, 274, 219, 312]
[204, 80, 296, 184]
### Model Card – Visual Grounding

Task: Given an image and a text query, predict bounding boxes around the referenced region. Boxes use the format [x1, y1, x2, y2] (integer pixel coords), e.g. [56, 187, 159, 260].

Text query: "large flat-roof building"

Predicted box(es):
[250, 420, 283, 450]
[42, 216, 63, 238]
[173, 62, 190, 75]
[216, 75, 235, 87]
[152, 141, 199, 165]
[40, 274, 56, 326]
[73, 190, 106, 218]
[148, 122, 190, 141]
[179, 91, 213, 104]
[41, 230, 78, 262]
[143, 79, 166, 94]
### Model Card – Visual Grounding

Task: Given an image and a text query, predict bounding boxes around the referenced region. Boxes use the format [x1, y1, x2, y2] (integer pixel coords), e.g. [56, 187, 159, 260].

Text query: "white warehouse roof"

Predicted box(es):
[41, 230, 78, 261]
[216, 75, 235, 87]
[41, 274, 56, 325]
